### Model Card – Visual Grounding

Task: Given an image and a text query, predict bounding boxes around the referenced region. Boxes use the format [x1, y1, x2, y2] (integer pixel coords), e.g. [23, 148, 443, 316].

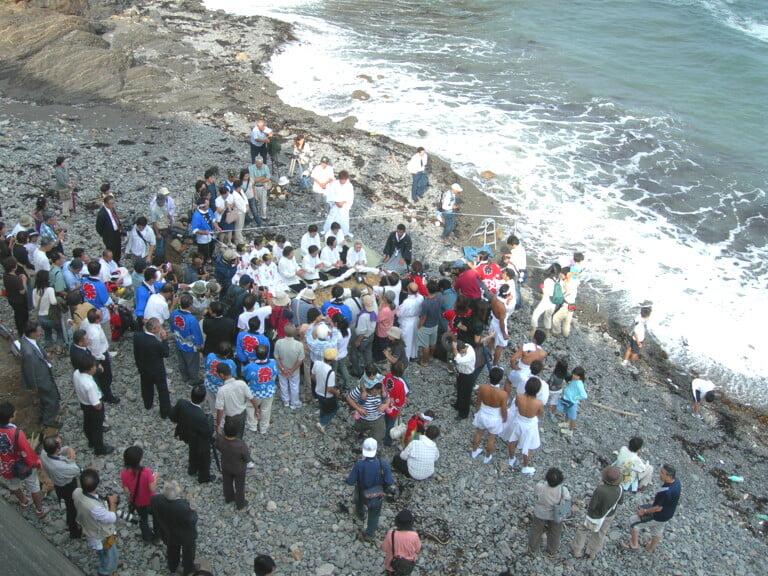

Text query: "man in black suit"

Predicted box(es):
[133, 317, 171, 418]
[202, 301, 237, 356]
[69, 328, 94, 372]
[151, 480, 199, 576]
[169, 386, 215, 484]
[95, 194, 123, 264]
[20, 321, 61, 428]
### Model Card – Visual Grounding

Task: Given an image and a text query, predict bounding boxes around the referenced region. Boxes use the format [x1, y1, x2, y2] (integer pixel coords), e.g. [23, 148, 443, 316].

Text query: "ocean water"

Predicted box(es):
[205, 0, 768, 405]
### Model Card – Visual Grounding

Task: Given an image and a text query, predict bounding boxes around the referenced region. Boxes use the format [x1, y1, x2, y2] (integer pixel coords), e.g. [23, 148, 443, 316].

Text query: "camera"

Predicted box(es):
[116, 509, 140, 524]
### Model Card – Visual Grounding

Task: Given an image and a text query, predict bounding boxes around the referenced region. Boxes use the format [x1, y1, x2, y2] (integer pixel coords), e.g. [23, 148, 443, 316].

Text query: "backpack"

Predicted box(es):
[298, 173, 312, 190]
[550, 281, 564, 305]
[436, 189, 445, 211]
[110, 305, 137, 341]
[267, 134, 282, 157]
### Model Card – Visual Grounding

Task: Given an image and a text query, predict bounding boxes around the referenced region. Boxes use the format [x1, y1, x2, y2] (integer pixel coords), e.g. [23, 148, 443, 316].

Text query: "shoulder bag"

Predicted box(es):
[361, 458, 385, 502]
[390, 529, 416, 575]
[552, 485, 572, 523]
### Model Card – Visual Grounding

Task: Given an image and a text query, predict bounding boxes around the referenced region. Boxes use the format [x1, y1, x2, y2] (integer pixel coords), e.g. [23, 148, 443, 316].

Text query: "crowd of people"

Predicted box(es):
[0, 131, 710, 575]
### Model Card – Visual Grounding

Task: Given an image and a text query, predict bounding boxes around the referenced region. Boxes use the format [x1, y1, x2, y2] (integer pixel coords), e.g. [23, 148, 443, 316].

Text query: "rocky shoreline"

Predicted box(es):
[1, 1, 766, 575]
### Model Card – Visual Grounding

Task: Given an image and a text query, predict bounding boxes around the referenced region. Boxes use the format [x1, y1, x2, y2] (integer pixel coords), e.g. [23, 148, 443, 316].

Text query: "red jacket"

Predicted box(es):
[0, 426, 40, 479]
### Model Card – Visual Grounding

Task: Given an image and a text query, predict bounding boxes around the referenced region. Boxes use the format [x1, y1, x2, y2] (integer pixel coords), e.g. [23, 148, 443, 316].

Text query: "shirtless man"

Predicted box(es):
[488, 283, 516, 366]
[506, 378, 544, 474]
[471, 367, 508, 464]
[508, 329, 547, 391]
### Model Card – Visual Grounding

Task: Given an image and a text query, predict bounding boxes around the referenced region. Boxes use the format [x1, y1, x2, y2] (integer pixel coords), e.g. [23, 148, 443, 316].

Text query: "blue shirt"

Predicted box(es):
[243, 359, 278, 398]
[170, 309, 203, 354]
[235, 332, 270, 364]
[135, 281, 164, 318]
[321, 300, 353, 324]
[562, 378, 588, 405]
[62, 262, 81, 291]
[204, 354, 236, 394]
[652, 478, 681, 522]
[346, 458, 394, 489]
[81, 276, 110, 310]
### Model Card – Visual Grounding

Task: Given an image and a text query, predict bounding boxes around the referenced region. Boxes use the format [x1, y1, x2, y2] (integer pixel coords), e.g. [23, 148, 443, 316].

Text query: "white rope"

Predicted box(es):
[214, 208, 516, 234]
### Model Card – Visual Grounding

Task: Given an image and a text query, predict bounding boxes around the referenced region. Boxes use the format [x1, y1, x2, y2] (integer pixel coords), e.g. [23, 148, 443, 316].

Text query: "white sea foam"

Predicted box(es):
[697, 0, 768, 43]
[205, 0, 768, 404]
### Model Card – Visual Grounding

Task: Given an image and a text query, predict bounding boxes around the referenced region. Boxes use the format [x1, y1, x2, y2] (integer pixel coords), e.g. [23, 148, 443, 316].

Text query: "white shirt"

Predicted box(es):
[406, 151, 428, 174]
[455, 346, 476, 375]
[249, 124, 272, 146]
[692, 378, 716, 398]
[301, 254, 322, 280]
[98, 258, 117, 284]
[82, 318, 108, 360]
[257, 262, 279, 291]
[214, 195, 234, 223]
[73, 370, 102, 406]
[278, 256, 302, 286]
[509, 245, 527, 272]
[327, 179, 354, 210]
[215, 378, 253, 416]
[400, 436, 440, 480]
[232, 189, 248, 214]
[32, 249, 50, 272]
[144, 293, 170, 324]
[126, 225, 156, 258]
[300, 232, 322, 259]
[346, 247, 367, 267]
[237, 305, 272, 333]
[320, 246, 341, 271]
[149, 194, 176, 218]
[311, 164, 335, 196]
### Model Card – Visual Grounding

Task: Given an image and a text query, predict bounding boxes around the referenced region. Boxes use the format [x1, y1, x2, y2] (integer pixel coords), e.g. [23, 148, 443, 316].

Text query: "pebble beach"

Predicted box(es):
[0, 1, 766, 575]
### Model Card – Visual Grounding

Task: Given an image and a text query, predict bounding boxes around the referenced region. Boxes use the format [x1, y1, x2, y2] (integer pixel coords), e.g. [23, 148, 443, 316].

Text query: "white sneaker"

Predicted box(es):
[508, 457, 517, 468]
[521, 466, 536, 475]
[471, 448, 484, 459]
[247, 427, 259, 433]
[283, 402, 290, 408]
[621, 359, 629, 367]
[315, 422, 326, 434]
[628, 365, 639, 375]
[290, 403, 302, 410]
[246, 461, 255, 469]
[483, 454, 494, 465]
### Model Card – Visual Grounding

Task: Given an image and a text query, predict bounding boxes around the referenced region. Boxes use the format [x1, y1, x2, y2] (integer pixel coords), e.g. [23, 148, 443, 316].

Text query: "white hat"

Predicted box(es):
[158, 187, 171, 196]
[277, 176, 290, 186]
[362, 438, 378, 458]
[451, 183, 463, 192]
[315, 323, 330, 340]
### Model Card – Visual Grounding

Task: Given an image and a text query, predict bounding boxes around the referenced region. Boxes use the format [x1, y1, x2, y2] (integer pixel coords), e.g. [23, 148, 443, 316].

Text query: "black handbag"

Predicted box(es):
[390, 530, 416, 575]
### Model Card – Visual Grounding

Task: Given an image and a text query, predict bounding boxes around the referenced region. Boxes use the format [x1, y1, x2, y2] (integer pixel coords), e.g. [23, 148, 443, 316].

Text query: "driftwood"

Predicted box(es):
[588, 401, 638, 417]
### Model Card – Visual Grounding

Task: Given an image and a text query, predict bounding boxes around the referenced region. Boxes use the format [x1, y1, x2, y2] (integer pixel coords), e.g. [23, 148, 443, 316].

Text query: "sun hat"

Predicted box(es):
[387, 326, 401, 339]
[191, 281, 207, 295]
[323, 348, 338, 361]
[271, 291, 290, 307]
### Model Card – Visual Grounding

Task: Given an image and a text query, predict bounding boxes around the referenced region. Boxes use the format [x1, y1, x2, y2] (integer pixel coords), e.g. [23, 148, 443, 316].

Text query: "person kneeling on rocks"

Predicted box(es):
[391, 425, 440, 480]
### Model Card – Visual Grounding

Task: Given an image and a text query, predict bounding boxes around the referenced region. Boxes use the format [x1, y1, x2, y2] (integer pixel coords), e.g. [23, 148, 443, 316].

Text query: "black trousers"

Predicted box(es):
[9, 300, 29, 336]
[167, 540, 196, 575]
[140, 372, 171, 419]
[391, 454, 411, 478]
[95, 354, 115, 401]
[188, 437, 213, 483]
[81, 403, 106, 451]
[54, 477, 82, 538]
[456, 372, 477, 418]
